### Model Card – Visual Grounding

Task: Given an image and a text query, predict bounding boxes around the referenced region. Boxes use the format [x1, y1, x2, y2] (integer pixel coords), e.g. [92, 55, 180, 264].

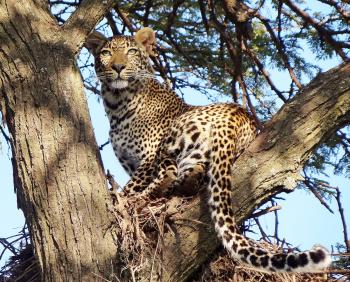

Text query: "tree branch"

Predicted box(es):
[242, 40, 287, 102]
[335, 187, 350, 252]
[282, 0, 349, 61]
[256, 14, 302, 90]
[62, 0, 116, 53]
[231, 62, 350, 220]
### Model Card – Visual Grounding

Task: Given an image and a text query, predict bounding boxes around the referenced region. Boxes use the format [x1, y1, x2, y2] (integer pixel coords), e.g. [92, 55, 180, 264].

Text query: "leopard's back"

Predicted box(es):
[162, 103, 257, 177]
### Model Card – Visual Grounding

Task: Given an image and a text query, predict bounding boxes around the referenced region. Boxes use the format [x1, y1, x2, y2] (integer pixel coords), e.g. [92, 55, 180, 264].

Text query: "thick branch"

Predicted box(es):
[136, 62, 350, 281]
[62, 0, 115, 53]
[231, 62, 350, 219]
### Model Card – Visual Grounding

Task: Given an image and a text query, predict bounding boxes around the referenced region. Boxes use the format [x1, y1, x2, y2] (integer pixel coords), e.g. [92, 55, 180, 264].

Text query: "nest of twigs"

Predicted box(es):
[0, 244, 39, 282]
[108, 191, 349, 281]
[108, 192, 191, 280]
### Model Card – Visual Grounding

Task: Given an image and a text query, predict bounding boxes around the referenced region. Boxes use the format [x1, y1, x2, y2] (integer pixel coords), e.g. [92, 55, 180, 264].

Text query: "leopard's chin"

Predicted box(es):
[110, 80, 129, 89]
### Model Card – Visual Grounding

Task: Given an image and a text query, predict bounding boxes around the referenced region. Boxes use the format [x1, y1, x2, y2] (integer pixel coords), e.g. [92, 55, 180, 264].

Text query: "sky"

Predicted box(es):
[1, 0, 349, 270]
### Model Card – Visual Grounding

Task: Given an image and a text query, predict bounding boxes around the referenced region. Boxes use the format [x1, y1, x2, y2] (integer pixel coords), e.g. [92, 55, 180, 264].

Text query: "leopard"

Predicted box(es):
[85, 27, 331, 273]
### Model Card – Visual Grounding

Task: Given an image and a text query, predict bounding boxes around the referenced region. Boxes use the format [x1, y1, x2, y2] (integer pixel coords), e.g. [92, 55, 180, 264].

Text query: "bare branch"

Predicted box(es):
[242, 41, 287, 102]
[208, 0, 243, 101]
[106, 11, 120, 36]
[249, 204, 282, 218]
[198, 0, 210, 34]
[114, 4, 137, 32]
[317, 0, 350, 24]
[335, 187, 350, 252]
[302, 173, 335, 213]
[0, 124, 11, 145]
[62, 0, 116, 53]
[282, 0, 349, 61]
[256, 14, 303, 90]
[99, 140, 110, 151]
[84, 83, 101, 95]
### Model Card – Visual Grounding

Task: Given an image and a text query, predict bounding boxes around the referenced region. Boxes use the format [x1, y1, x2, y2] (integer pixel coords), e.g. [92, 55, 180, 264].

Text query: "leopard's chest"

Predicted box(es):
[107, 102, 170, 174]
[109, 117, 159, 172]
[101, 80, 186, 175]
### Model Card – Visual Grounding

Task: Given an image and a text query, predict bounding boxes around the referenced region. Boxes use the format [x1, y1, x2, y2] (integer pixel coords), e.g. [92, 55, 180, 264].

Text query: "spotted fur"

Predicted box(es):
[86, 28, 331, 272]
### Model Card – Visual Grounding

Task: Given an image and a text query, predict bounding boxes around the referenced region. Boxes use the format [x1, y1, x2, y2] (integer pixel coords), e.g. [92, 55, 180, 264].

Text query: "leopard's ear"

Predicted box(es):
[134, 27, 157, 56]
[85, 31, 108, 56]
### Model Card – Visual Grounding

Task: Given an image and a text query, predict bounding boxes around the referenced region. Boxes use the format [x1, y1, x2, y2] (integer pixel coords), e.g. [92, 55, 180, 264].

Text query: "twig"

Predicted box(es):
[304, 180, 334, 213]
[149, 235, 160, 282]
[173, 217, 210, 227]
[324, 269, 350, 274]
[99, 140, 110, 151]
[249, 205, 282, 219]
[165, 0, 185, 35]
[335, 187, 350, 252]
[0, 238, 18, 259]
[106, 170, 120, 192]
[0, 124, 11, 145]
[242, 41, 287, 102]
[272, 200, 279, 241]
[332, 252, 350, 256]
[148, 207, 163, 235]
[207, 0, 243, 101]
[198, 0, 210, 34]
[142, 0, 152, 26]
[282, 0, 349, 61]
[256, 14, 302, 90]
[317, 0, 350, 24]
[84, 83, 101, 95]
[253, 218, 271, 243]
[114, 4, 137, 32]
[106, 11, 120, 36]
[236, 75, 263, 130]
[92, 272, 118, 282]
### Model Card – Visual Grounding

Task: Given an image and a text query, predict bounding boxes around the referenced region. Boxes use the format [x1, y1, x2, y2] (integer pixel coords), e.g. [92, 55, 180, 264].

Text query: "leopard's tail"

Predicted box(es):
[207, 126, 331, 273]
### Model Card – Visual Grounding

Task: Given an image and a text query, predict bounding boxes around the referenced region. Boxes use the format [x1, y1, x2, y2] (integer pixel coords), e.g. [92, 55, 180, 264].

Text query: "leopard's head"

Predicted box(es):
[86, 27, 156, 89]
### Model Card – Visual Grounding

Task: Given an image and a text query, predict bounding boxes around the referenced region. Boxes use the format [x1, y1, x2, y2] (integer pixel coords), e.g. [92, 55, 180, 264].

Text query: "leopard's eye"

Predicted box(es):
[101, 49, 112, 56]
[127, 48, 139, 55]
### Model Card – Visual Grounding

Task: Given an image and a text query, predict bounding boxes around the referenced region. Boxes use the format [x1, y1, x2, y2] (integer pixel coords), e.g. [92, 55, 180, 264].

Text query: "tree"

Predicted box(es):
[0, 0, 349, 281]
[0, 0, 117, 280]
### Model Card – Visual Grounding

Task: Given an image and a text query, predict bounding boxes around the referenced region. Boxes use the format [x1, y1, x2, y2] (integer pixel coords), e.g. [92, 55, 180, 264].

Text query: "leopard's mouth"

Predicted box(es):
[110, 79, 129, 89]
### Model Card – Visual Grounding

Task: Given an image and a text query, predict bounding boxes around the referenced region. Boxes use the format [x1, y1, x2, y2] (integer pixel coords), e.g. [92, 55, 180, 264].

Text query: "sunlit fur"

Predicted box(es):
[92, 35, 154, 90]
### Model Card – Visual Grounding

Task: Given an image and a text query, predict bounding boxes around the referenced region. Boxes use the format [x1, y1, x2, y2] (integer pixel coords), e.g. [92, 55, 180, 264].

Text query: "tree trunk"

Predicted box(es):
[0, 0, 117, 280]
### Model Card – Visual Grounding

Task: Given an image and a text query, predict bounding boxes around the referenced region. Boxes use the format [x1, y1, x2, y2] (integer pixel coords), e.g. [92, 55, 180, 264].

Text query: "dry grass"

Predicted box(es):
[0, 244, 39, 282]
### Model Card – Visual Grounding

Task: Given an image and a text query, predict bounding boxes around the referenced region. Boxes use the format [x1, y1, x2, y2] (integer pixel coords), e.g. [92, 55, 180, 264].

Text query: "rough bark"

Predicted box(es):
[0, 0, 116, 281]
[135, 62, 350, 281]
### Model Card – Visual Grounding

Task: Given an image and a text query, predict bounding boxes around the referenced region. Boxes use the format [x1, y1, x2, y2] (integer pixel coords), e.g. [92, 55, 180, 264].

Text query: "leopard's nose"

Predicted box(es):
[111, 64, 125, 73]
